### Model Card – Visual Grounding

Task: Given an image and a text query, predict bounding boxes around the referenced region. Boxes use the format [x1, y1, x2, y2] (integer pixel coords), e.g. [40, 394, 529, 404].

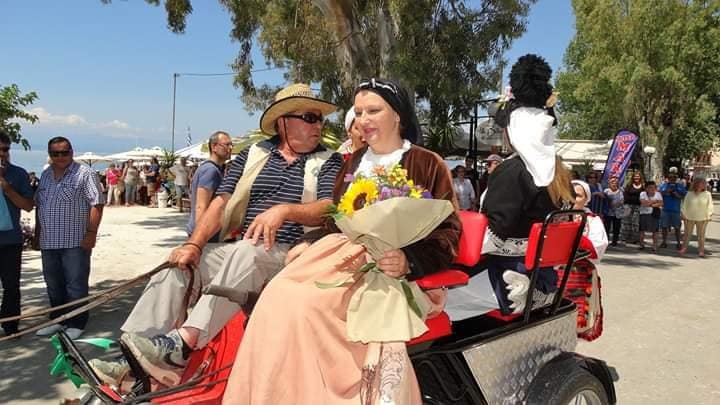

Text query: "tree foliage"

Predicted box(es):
[114, 0, 535, 153]
[0, 84, 39, 150]
[556, 0, 720, 172]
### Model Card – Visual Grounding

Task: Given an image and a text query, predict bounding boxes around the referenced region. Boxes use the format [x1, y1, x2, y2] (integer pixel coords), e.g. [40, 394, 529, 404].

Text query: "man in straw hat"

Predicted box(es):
[90, 84, 343, 387]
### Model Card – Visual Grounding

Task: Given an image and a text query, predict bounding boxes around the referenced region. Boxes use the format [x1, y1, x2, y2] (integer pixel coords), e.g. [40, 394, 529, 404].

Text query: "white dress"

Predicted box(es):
[453, 177, 476, 210]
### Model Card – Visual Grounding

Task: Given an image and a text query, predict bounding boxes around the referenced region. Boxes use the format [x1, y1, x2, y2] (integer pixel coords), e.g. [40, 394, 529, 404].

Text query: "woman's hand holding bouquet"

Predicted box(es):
[317, 163, 454, 343]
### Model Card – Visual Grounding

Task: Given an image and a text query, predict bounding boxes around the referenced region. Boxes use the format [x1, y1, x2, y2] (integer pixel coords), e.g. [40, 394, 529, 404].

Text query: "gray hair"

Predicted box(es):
[208, 131, 230, 149]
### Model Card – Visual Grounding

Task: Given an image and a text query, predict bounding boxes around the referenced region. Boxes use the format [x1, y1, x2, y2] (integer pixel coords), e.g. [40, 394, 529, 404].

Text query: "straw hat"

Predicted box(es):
[259, 83, 336, 135]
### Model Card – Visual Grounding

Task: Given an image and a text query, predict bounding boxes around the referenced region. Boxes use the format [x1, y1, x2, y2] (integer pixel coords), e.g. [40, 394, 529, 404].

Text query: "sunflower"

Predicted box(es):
[337, 178, 379, 216]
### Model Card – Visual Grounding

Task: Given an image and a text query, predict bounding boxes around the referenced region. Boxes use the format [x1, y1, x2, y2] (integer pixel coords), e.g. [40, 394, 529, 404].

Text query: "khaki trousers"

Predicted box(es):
[121, 240, 289, 348]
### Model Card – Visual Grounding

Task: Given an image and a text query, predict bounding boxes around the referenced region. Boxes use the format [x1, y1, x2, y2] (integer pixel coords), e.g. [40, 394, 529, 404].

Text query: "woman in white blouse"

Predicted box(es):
[452, 165, 476, 210]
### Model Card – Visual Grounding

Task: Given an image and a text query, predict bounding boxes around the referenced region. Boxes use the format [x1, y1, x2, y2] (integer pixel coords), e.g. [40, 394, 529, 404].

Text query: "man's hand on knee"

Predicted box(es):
[243, 204, 289, 251]
[169, 244, 202, 271]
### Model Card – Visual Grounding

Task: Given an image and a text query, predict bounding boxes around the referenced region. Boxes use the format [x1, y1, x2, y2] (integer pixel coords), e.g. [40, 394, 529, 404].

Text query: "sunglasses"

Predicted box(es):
[284, 113, 323, 125]
[0, 146, 9, 152]
[358, 78, 398, 94]
[49, 150, 72, 157]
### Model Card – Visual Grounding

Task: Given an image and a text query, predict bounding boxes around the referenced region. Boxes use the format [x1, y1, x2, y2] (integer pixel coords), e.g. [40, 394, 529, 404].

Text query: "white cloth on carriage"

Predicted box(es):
[584, 213, 608, 263]
[445, 271, 531, 321]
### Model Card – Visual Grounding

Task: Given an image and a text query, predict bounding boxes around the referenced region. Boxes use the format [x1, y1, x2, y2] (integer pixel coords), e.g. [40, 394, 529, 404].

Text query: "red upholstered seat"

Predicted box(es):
[486, 216, 584, 322]
[153, 312, 246, 404]
[524, 220, 583, 270]
[408, 211, 487, 346]
[407, 312, 452, 346]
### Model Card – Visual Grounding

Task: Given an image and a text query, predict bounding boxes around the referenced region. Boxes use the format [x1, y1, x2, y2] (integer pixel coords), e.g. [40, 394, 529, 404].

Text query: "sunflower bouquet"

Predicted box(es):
[319, 163, 454, 344]
[333, 164, 432, 218]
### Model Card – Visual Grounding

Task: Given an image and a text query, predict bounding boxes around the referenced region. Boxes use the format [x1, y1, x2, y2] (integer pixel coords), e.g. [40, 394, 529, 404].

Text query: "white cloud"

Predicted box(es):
[23, 106, 150, 138]
[101, 119, 130, 130]
[29, 107, 89, 126]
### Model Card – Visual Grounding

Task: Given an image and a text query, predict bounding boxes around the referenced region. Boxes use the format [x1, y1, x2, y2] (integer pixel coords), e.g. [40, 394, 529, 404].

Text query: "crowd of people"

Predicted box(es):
[100, 156, 191, 209]
[451, 152, 714, 258]
[579, 168, 713, 256]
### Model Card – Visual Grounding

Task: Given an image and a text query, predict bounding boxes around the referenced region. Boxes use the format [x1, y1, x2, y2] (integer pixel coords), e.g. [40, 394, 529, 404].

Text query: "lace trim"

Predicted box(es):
[482, 228, 528, 256]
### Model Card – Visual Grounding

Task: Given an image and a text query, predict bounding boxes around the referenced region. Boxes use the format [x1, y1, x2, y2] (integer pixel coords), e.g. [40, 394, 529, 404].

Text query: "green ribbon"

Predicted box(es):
[315, 262, 423, 318]
[49, 335, 117, 388]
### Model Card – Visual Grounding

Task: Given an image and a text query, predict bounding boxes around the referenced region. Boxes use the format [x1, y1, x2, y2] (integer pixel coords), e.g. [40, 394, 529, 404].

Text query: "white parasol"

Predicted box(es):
[75, 152, 112, 166]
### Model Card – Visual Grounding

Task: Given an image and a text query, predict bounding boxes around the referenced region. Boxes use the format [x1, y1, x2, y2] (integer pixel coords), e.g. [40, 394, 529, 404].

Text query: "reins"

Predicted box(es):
[0, 261, 175, 343]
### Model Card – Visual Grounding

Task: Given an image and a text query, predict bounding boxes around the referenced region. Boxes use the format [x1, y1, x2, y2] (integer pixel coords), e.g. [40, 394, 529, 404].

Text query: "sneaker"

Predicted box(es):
[89, 358, 130, 387]
[120, 330, 189, 387]
[35, 324, 65, 337]
[65, 328, 84, 340]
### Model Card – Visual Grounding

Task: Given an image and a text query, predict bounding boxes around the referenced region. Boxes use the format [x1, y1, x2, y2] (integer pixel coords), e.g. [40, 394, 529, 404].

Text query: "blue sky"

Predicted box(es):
[1, 0, 574, 169]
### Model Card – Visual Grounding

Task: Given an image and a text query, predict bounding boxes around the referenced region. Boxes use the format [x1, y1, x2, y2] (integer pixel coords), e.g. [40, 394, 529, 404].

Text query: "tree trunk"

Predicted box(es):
[311, 0, 397, 90]
[639, 118, 672, 183]
[311, 0, 370, 90]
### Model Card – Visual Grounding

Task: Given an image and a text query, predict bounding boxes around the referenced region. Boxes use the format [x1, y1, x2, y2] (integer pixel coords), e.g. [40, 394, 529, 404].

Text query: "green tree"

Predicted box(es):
[108, 0, 535, 152]
[0, 84, 39, 149]
[556, 0, 720, 176]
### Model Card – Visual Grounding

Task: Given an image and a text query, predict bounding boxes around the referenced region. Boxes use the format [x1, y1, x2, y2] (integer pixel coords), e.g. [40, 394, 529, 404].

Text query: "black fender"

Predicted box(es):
[528, 351, 617, 404]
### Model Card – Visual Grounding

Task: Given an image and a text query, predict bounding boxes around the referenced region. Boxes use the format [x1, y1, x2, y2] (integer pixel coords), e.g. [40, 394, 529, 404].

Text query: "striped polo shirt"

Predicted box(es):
[217, 136, 343, 244]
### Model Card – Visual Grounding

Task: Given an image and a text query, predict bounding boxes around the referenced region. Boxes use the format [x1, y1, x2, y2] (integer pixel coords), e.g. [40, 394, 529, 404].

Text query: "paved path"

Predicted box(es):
[1, 204, 719, 404]
[577, 201, 720, 404]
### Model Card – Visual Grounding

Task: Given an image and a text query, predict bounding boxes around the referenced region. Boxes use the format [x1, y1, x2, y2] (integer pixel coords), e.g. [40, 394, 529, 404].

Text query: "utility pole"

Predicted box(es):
[170, 73, 179, 153]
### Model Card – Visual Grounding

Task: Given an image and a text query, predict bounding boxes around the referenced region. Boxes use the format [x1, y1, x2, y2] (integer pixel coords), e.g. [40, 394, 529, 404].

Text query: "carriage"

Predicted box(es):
[52, 210, 616, 404]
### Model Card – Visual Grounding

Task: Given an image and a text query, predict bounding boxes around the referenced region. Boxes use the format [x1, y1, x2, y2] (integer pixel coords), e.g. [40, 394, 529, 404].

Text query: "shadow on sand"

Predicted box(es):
[0, 211, 188, 403]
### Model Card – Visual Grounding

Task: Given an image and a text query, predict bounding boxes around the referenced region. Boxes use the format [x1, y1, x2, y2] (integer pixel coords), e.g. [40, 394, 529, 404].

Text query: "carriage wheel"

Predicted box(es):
[526, 360, 610, 405]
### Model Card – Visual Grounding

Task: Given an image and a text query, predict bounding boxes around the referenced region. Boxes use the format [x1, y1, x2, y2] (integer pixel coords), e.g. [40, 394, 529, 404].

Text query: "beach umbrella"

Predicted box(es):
[142, 146, 164, 158]
[176, 142, 209, 160]
[105, 146, 164, 162]
[75, 152, 111, 167]
[105, 147, 147, 161]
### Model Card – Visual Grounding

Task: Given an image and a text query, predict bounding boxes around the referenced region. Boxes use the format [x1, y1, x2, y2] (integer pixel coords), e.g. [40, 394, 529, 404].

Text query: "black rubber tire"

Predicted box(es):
[526, 361, 609, 405]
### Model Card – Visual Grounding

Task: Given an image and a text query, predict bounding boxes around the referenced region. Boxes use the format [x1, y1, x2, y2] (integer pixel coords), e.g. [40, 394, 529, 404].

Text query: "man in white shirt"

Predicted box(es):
[170, 157, 190, 210]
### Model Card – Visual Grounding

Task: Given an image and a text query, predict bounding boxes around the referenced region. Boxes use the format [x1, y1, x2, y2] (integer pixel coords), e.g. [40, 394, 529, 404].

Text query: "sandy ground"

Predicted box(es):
[1, 203, 719, 404]
[0, 205, 188, 404]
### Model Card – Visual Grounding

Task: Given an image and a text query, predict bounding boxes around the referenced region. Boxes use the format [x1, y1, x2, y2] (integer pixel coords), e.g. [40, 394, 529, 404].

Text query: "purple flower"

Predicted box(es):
[344, 174, 355, 183]
[391, 188, 402, 197]
[380, 186, 392, 200]
[421, 190, 433, 199]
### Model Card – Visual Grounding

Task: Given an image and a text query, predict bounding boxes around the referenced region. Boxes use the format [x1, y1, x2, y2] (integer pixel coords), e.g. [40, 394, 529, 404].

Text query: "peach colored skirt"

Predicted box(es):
[222, 234, 422, 405]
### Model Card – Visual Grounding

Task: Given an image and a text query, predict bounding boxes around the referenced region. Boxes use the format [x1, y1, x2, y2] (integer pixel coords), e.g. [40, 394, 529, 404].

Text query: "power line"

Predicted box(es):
[170, 66, 283, 151]
[175, 67, 280, 77]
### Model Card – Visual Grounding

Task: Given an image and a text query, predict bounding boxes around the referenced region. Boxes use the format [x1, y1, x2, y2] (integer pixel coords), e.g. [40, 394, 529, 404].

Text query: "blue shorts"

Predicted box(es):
[660, 211, 681, 229]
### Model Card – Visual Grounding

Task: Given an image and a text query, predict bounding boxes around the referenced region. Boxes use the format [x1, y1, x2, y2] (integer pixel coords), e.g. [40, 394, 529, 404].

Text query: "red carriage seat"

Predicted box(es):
[487, 215, 585, 322]
[152, 312, 247, 404]
[408, 211, 487, 346]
